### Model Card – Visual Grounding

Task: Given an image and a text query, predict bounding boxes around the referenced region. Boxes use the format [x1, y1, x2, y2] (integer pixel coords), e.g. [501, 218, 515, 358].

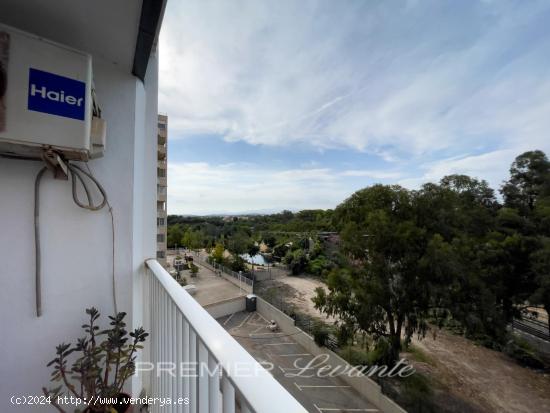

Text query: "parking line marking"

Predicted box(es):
[294, 384, 351, 391]
[251, 325, 265, 333]
[256, 312, 270, 323]
[237, 313, 253, 329]
[314, 407, 378, 412]
[223, 312, 235, 326]
[278, 353, 311, 357]
[263, 342, 297, 346]
[279, 366, 316, 371]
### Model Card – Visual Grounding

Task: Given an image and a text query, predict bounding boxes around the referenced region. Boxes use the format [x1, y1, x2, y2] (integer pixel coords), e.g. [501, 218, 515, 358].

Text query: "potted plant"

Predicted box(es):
[43, 307, 148, 412]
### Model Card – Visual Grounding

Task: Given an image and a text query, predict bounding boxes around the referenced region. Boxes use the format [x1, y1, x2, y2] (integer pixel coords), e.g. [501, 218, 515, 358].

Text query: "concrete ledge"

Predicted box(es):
[204, 296, 246, 318]
[256, 297, 407, 413]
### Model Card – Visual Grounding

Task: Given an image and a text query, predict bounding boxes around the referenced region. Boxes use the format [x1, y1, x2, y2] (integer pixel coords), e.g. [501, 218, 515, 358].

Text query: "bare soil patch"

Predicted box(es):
[261, 271, 550, 413]
[409, 329, 550, 413]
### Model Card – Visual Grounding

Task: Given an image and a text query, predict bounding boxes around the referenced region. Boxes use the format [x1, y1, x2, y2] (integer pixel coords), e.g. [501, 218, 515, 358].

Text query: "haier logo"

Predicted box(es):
[28, 68, 86, 121]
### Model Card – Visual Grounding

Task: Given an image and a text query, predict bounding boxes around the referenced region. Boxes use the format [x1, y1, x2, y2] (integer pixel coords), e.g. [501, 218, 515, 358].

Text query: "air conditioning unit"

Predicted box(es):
[0, 23, 105, 161]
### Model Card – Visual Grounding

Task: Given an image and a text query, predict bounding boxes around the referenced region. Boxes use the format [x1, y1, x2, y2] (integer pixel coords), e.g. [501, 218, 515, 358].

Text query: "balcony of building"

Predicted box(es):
[158, 143, 167, 160]
[143, 259, 306, 413]
[158, 132, 167, 146]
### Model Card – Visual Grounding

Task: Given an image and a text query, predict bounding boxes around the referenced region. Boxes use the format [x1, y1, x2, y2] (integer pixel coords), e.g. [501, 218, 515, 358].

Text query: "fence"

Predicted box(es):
[513, 318, 550, 342]
[257, 292, 339, 351]
[144, 259, 307, 413]
[199, 255, 254, 290]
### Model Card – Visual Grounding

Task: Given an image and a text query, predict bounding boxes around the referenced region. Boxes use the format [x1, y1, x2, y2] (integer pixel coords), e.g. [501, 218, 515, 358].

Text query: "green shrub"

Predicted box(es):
[400, 373, 435, 413]
[367, 337, 394, 366]
[312, 322, 330, 347]
[229, 256, 247, 272]
[338, 346, 370, 366]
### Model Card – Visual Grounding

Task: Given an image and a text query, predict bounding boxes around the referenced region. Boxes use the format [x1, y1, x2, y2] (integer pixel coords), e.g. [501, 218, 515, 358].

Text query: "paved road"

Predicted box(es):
[218, 311, 379, 413]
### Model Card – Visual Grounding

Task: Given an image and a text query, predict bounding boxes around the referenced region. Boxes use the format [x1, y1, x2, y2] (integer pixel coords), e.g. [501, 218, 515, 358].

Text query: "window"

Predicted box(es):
[157, 250, 165, 259]
[157, 217, 165, 226]
[158, 123, 166, 130]
[157, 234, 165, 243]
[157, 168, 166, 177]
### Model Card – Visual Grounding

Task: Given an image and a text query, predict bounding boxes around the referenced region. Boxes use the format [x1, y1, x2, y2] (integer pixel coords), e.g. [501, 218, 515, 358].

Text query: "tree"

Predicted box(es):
[248, 244, 260, 257]
[263, 234, 277, 248]
[211, 243, 225, 264]
[502, 150, 550, 214]
[226, 231, 250, 256]
[182, 229, 204, 251]
[314, 185, 433, 364]
[530, 239, 550, 335]
[167, 224, 184, 248]
[285, 249, 308, 275]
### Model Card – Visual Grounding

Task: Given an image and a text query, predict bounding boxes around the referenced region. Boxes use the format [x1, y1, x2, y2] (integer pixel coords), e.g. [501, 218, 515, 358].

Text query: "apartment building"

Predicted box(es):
[157, 113, 168, 266]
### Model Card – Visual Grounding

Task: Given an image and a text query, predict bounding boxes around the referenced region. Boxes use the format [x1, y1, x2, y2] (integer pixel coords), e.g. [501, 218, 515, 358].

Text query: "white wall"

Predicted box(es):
[0, 46, 158, 412]
[204, 296, 247, 319]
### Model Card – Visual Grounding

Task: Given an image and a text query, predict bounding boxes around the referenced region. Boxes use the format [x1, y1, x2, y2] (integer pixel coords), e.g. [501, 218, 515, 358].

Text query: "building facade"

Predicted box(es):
[156, 113, 167, 265]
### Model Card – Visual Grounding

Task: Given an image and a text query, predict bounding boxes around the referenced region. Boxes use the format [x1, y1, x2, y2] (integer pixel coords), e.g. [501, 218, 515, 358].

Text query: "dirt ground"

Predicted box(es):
[264, 271, 550, 413]
[271, 275, 337, 323]
[410, 330, 550, 413]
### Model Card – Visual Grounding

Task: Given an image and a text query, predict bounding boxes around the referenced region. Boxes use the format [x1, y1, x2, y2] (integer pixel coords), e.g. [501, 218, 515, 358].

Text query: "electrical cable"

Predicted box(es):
[34, 157, 114, 317]
[83, 162, 117, 314]
[34, 166, 48, 317]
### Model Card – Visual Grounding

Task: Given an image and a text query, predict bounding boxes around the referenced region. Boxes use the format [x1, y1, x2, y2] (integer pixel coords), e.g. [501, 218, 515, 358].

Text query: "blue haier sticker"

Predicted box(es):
[28, 68, 86, 121]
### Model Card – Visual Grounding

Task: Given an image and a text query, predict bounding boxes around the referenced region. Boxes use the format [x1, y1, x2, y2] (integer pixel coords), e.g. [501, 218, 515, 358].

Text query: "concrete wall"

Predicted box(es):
[0, 27, 158, 412]
[256, 297, 407, 413]
[204, 296, 247, 319]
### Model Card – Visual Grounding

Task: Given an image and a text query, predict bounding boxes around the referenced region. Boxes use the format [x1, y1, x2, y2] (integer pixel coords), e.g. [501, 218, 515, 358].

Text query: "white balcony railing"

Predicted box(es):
[144, 259, 307, 413]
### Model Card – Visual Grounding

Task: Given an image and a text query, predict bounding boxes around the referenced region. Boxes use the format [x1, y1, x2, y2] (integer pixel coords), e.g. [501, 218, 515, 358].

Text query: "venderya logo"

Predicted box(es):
[28, 68, 86, 121]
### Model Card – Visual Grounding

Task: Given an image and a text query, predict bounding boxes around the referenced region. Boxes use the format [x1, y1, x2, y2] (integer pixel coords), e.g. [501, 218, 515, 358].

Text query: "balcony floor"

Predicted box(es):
[218, 311, 380, 413]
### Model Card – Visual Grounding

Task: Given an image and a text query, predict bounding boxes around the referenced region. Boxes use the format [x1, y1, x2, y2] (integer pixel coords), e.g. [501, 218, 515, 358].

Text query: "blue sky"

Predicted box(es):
[159, 0, 550, 215]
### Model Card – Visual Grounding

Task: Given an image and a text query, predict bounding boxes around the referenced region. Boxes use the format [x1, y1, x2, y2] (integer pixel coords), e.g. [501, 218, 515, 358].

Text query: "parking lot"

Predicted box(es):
[218, 311, 379, 413]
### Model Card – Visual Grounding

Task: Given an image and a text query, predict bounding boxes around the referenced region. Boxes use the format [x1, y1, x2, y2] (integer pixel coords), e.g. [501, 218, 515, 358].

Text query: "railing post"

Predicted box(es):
[151, 276, 158, 411]
[208, 354, 220, 412]
[183, 320, 190, 413]
[189, 330, 197, 413]
[221, 375, 235, 413]
[198, 340, 209, 413]
[176, 311, 183, 413]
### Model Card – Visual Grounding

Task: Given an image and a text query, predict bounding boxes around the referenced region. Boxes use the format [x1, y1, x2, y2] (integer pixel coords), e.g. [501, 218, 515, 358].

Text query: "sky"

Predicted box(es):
[158, 0, 550, 215]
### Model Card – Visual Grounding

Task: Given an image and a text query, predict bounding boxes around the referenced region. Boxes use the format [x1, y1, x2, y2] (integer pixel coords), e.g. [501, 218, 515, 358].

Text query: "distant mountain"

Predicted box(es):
[168, 208, 298, 217]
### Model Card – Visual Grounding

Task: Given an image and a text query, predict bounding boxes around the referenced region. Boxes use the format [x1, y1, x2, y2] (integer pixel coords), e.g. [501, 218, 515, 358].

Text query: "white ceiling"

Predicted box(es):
[0, 0, 142, 72]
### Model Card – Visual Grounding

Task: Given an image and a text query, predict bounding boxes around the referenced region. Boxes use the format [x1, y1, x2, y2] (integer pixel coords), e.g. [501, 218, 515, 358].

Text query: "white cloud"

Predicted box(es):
[167, 162, 351, 215]
[159, 0, 550, 160]
[340, 170, 403, 179]
[159, 1, 550, 213]
[398, 149, 518, 191]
